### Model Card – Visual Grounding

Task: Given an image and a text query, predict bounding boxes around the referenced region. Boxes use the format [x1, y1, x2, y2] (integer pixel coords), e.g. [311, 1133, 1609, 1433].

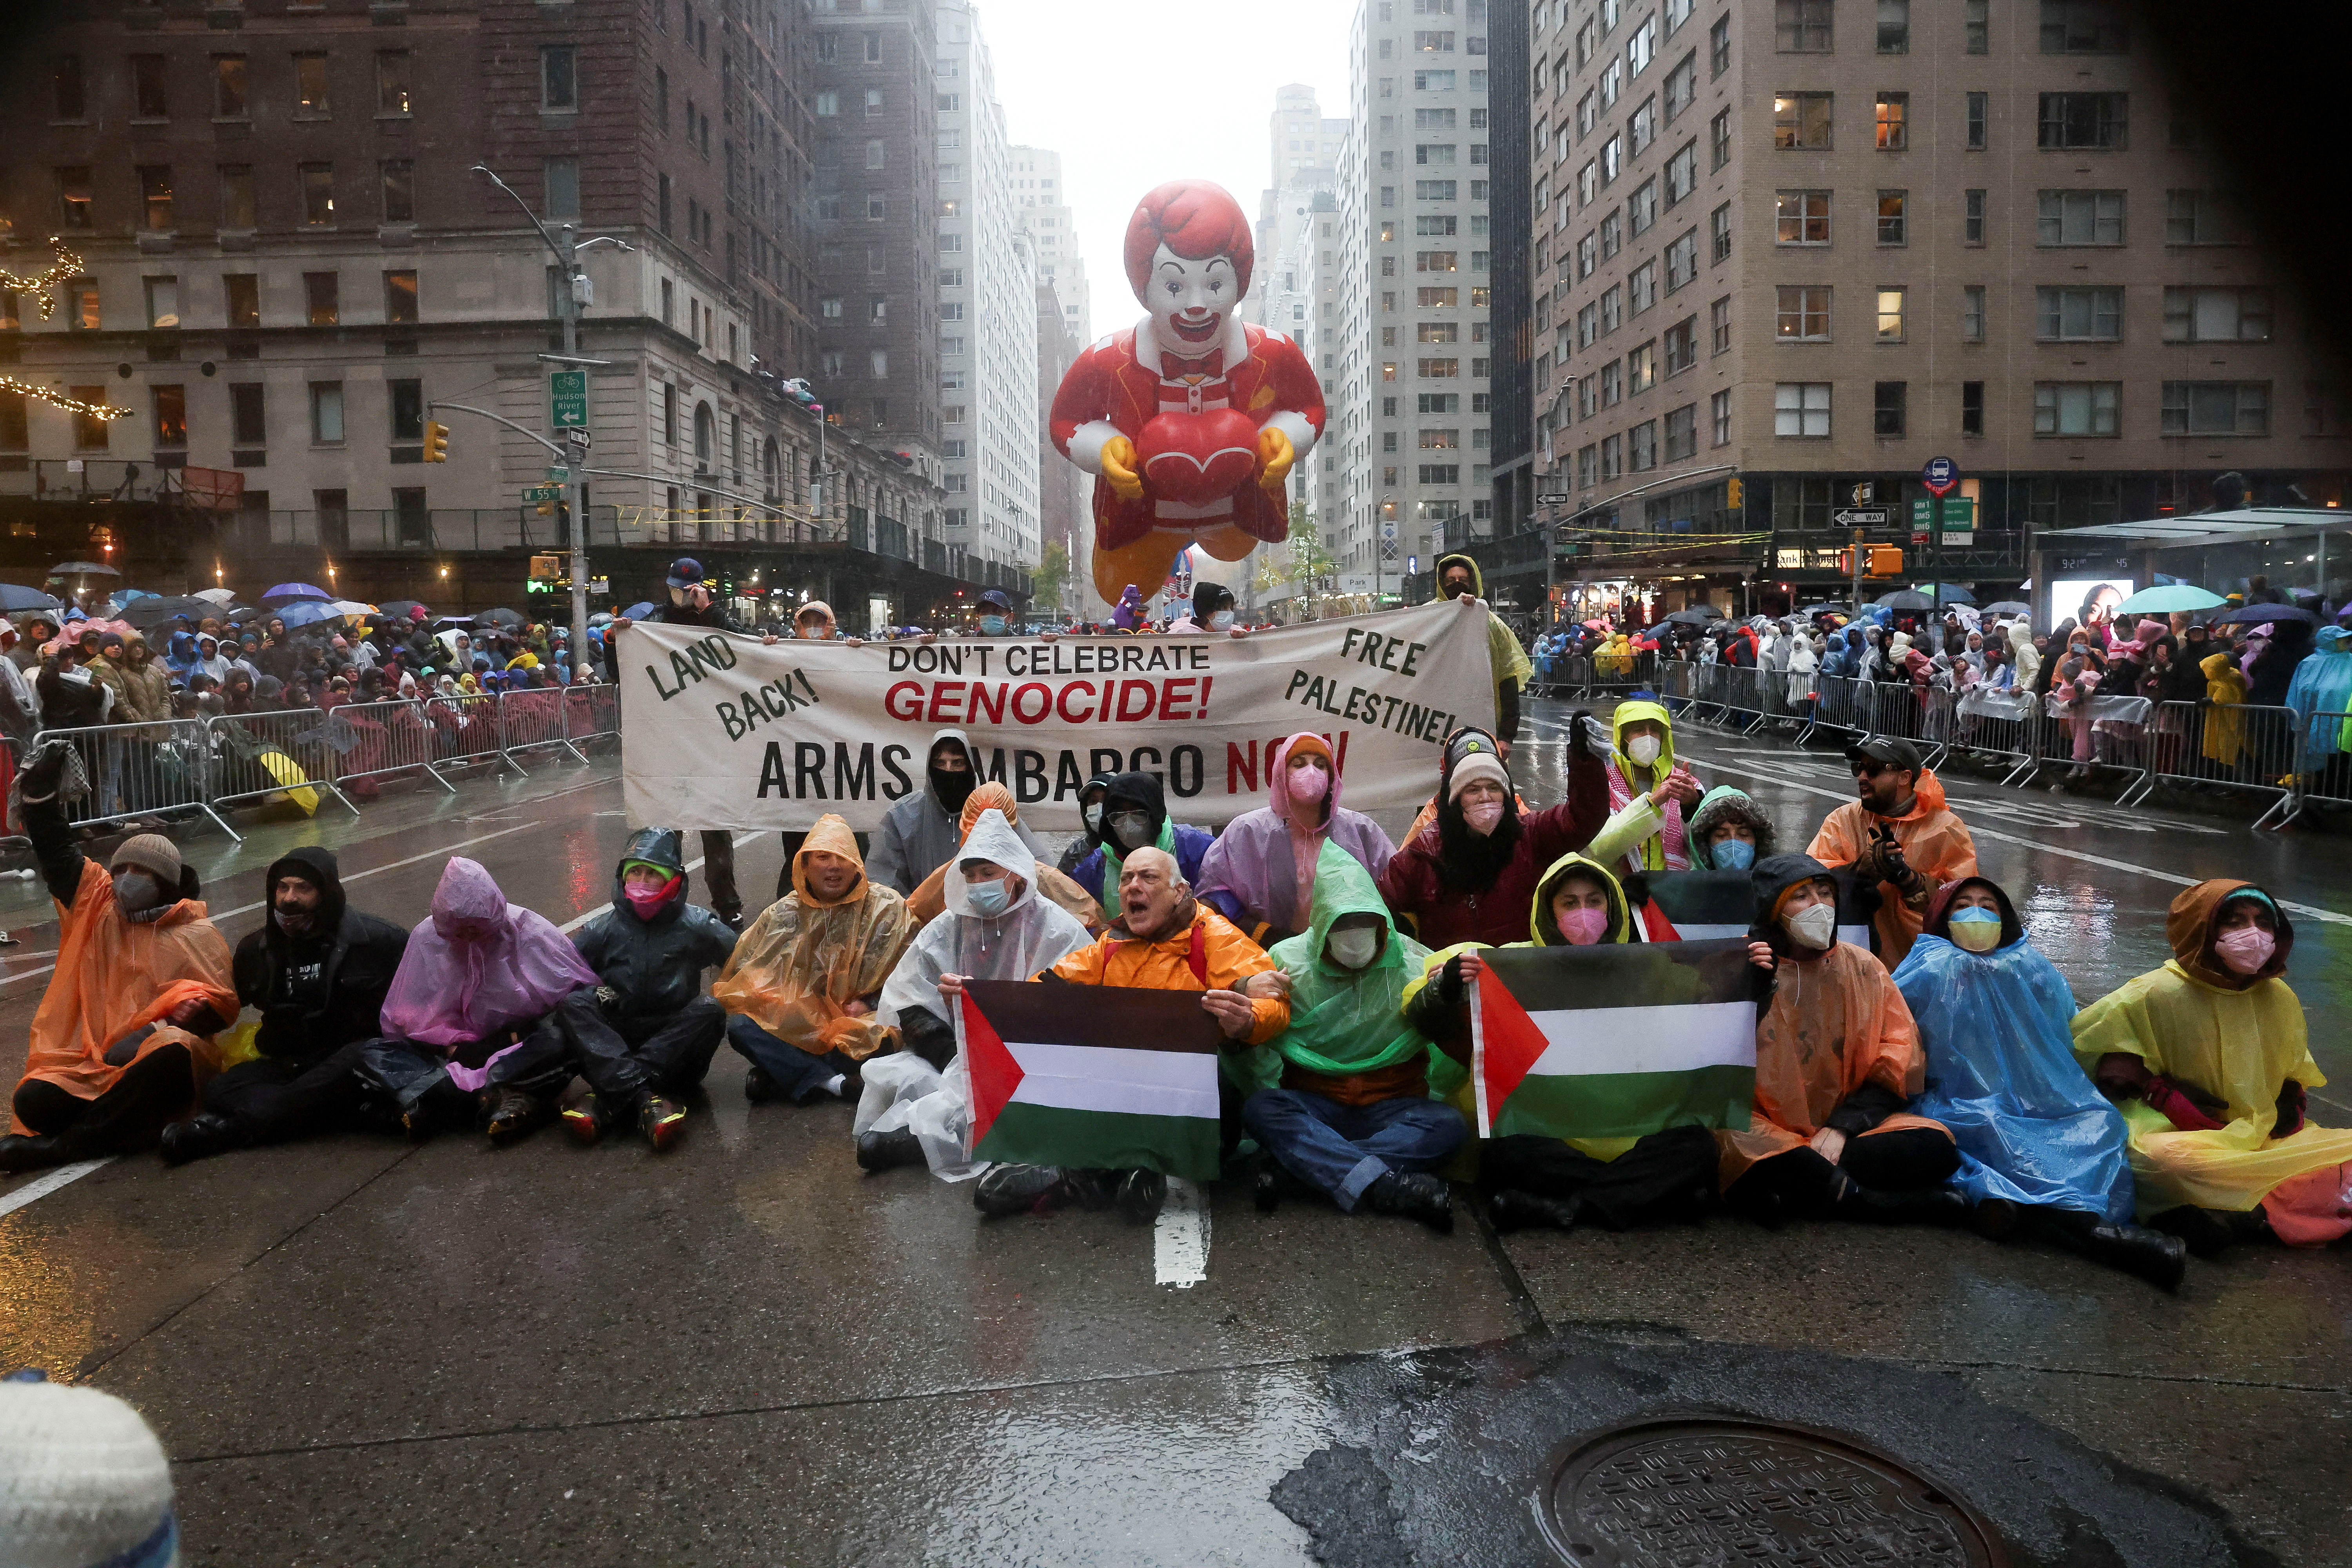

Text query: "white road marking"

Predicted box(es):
[0, 1158, 112, 1221]
[1153, 1176, 1211, 1287]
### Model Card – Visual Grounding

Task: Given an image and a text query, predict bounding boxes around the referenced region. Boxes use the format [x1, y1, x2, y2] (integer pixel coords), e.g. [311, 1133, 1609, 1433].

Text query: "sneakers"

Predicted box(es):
[856, 1127, 924, 1173]
[159, 1112, 246, 1167]
[484, 1089, 550, 1147]
[1363, 1170, 1454, 1232]
[1115, 1168, 1167, 1223]
[637, 1094, 687, 1153]
[561, 1092, 608, 1147]
[743, 1065, 785, 1105]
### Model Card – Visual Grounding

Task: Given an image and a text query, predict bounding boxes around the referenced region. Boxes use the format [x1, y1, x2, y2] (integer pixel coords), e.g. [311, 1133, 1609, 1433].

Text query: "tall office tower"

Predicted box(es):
[1333, 0, 1497, 594]
[1012, 145, 1090, 343]
[1519, 0, 2352, 619]
[1033, 276, 1094, 615]
[935, 1, 1039, 570]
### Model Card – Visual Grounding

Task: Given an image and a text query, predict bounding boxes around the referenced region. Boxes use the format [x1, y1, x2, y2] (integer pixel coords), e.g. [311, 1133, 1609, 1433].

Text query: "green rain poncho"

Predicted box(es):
[1244, 840, 1461, 1102]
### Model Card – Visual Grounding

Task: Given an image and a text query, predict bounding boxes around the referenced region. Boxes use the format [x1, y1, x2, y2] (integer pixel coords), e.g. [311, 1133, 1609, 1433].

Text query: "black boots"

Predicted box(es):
[855, 1127, 924, 1173]
[1487, 1187, 1579, 1234]
[1830, 1171, 1972, 1226]
[1364, 1171, 1453, 1232]
[158, 1112, 246, 1167]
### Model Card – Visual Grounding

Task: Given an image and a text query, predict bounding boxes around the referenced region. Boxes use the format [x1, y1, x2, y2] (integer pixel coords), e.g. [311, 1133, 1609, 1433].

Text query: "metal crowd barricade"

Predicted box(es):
[1713, 665, 1773, 735]
[1861, 681, 1951, 771]
[201, 710, 355, 832]
[2119, 701, 2302, 827]
[2027, 692, 2153, 802]
[1651, 658, 1697, 717]
[1579, 648, 1655, 701]
[29, 717, 236, 840]
[497, 686, 578, 767]
[1948, 687, 2041, 785]
[326, 698, 455, 797]
[563, 682, 621, 753]
[423, 692, 508, 775]
[1802, 672, 1867, 741]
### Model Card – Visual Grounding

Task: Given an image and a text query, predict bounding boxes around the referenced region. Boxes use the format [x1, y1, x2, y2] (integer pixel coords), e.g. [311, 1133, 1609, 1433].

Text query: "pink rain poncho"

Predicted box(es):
[1196, 733, 1397, 941]
[379, 857, 597, 1047]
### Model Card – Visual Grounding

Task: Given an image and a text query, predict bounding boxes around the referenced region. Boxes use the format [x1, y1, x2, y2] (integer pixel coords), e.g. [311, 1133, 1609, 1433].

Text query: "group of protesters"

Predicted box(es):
[2, 561, 2344, 1299]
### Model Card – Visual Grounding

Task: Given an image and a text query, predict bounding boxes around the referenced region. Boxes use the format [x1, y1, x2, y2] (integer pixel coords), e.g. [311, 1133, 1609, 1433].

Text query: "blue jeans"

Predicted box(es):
[1242, 1089, 1466, 1211]
[727, 1015, 855, 1104]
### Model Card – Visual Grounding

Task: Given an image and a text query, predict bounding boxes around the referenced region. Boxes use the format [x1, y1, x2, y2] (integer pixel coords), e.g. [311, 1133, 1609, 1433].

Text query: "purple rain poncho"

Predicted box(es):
[378, 856, 597, 1047]
[1198, 733, 1398, 937]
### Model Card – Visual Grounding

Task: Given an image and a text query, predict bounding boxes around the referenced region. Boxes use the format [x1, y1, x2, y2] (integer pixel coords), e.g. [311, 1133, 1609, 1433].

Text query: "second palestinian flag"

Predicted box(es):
[959, 980, 1225, 1180]
[1646, 867, 1873, 950]
[1472, 941, 1766, 1141]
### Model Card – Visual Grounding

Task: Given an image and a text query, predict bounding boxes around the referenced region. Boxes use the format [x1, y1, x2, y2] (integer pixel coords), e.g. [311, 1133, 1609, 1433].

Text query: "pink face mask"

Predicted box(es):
[1287, 762, 1330, 806]
[1555, 906, 1610, 946]
[1462, 797, 1506, 834]
[626, 874, 682, 919]
[2214, 925, 2276, 976]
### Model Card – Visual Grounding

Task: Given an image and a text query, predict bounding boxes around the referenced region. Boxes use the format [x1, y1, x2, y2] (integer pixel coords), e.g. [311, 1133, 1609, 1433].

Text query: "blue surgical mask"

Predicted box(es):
[1709, 837, 1756, 871]
[980, 615, 1007, 635]
[965, 878, 1011, 917]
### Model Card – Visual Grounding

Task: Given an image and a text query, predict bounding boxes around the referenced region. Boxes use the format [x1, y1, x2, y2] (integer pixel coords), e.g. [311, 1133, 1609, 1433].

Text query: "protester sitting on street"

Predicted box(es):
[1377, 724, 1611, 951]
[1436, 553, 1533, 746]
[356, 857, 599, 1143]
[466, 829, 737, 1152]
[859, 808, 1096, 1177]
[867, 728, 1041, 896]
[1805, 736, 1976, 970]
[158, 848, 411, 1165]
[718, 814, 916, 1109]
[1056, 772, 1116, 876]
[1586, 698, 1704, 876]
[903, 783, 1100, 933]
[2072, 880, 2352, 1256]
[1237, 842, 1459, 1230]
[1715, 853, 1965, 1229]
[0, 744, 237, 1172]
[1891, 878, 2185, 1289]
[1068, 769, 1216, 922]
[1685, 785, 1776, 872]
[972, 846, 1287, 1222]
[1197, 732, 1397, 947]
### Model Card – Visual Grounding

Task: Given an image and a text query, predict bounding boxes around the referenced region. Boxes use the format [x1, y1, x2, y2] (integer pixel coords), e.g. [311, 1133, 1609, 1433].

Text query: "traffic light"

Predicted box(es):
[423, 421, 450, 463]
[1725, 476, 1744, 509]
[1871, 545, 1904, 576]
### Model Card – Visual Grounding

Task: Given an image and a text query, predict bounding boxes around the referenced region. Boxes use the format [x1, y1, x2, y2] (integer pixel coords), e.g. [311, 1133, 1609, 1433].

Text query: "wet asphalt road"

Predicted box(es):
[0, 698, 2345, 1566]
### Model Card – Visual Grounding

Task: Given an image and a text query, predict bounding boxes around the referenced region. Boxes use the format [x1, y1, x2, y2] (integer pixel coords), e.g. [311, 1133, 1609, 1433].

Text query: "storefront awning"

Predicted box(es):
[2041, 507, 2350, 552]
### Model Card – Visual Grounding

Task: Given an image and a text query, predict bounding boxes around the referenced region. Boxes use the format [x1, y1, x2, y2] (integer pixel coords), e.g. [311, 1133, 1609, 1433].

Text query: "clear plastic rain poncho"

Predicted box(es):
[1891, 880, 2134, 1221]
[861, 809, 1094, 1179]
[378, 857, 596, 1047]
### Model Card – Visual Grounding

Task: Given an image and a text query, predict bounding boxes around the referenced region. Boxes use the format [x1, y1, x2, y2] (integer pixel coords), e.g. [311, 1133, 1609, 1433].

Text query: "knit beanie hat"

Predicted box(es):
[1448, 753, 1510, 802]
[109, 835, 182, 887]
[0, 1373, 181, 1568]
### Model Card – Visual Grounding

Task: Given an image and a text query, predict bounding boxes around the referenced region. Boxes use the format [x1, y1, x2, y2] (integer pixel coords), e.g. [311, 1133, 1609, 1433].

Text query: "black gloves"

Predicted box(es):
[1566, 710, 1605, 760]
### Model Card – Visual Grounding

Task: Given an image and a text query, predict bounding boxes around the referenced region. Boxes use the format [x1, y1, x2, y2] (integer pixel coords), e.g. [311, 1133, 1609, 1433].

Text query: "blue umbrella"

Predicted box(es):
[0, 584, 61, 612]
[622, 601, 657, 621]
[2114, 584, 2225, 615]
[275, 601, 343, 630]
[261, 581, 332, 603]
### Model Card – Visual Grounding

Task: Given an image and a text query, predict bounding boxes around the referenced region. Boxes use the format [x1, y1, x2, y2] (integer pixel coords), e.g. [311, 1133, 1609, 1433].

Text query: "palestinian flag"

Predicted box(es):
[1646, 867, 1873, 950]
[959, 980, 1225, 1180]
[1471, 942, 1767, 1140]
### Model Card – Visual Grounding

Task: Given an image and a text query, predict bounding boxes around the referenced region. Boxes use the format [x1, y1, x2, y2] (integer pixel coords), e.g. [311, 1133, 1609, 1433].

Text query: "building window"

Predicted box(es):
[389, 378, 424, 443]
[1962, 284, 1985, 342]
[145, 276, 180, 330]
[1965, 0, 1989, 51]
[544, 157, 579, 219]
[2036, 189, 2125, 246]
[1664, 316, 1697, 374]
[1877, 191, 1907, 245]
[1630, 98, 1657, 156]
[69, 281, 101, 331]
[658, 174, 672, 234]
[1965, 92, 1988, 150]
[71, 385, 111, 449]
[1630, 261, 1659, 314]
[1876, 287, 1906, 340]
[541, 45, 578, 110]
[53, 54, 87, 120]
[2040, 0, 2130, 53]
[230, 383, 266, 450]
[2035, 285, 2123, 341]
[309, 382, 346, 443]
[1962, 380, 1985, 435]
[1628, 341, 1657, 392]
[1711, 388, 1732, 445]
[299, 163, 335, 226]
[132, 53, 169, 118]
[1664, 403, 1697, 460]
[2164, 190, 2245, 245]
[2037, 93, 2127, 149]
[1875, 94, 1908, 150]
[1628, 420, 1658, 471]
[2033, 381, 2120, 436]
[1677, 223, 1706, 283]
[377, 50, 411, 115]
[215, 54, 249, 118]
[1601, 286, 1623, 334]
[56, 167, 94, 230]
[385, 270, 418, 325]
[216, 164, 255, 229]
[1873, 380, 1906, 436]
[1629, 178, 1658, 235]
[1710, 295, 1731, 354]
[1775, 285, 1831, 341]
[2161, 381, 2268, 437]
[1710, 12, 1731, 74]
[1775, 0, 1831, 53]
[1710, 107, 1731, 169]
[1773, 93, 1833, 149]
[381, 160, 415, 223]
[662, 383, 678, 445]
[1599, 434, 1622, 478]
[1961, 188, 1985, 245]
[1775, 190, 1830, 244]
[1877, 0, 1909, 51]
[2162, 287, 2274, 343]
[138, 167, 174, 231]
[1774, 381, 1831, 437]
[294, 52, 330, 115]
[1664, 143, 1697, 206]
[225, 273, 260, 329]
[304, 272, 339, 326]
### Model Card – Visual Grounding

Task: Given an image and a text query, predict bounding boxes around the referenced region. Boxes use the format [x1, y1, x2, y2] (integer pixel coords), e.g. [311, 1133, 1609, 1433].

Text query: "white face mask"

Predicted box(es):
[1083, 803, 1103, 832]
[1325, 926, 1382, 969]
[1462, 797, 1506, 835]
[1782, 903, 1837, 951]
[1626, 734, 1662, 768]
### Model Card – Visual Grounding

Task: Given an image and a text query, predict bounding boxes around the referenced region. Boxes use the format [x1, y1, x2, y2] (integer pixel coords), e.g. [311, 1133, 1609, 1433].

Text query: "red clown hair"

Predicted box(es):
[1122, 181, 1255, 302]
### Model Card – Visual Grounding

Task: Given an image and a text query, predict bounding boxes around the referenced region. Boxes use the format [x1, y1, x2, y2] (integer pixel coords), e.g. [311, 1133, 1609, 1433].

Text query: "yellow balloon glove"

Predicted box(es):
[1256, 426, 1296, 490]
[1100, 435, 1146, 503]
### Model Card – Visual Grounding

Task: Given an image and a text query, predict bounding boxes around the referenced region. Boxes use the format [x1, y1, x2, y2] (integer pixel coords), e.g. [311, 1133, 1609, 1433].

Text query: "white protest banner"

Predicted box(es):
[619, 599, 1498, 832]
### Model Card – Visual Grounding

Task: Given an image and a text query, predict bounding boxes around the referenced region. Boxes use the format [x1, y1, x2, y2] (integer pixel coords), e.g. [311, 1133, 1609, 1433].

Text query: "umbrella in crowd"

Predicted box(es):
[332, 600, 377, 619]
[47, 561, 120, 577]
[0, 584, 61, 612]
[191, 587, 238, 605]
[118, 595, 222, 629]
[1909, 583, 1976, 605]
[2207, 603, 2318, 627]
[109, 589, 158, 612]
[474, 607, 526, 631]
[1662, 608, 1722, 626]
[1874, 590, 1939, 610]
[275, 601, 343, 630]
[1797, 602, 1852, 616]
[621, 602, 657, 621]
[1980, 600, 2032, 616]
[260, 582, 332, 605]
[378, 599, 429, 621]
[2114, 584, 2227, 615]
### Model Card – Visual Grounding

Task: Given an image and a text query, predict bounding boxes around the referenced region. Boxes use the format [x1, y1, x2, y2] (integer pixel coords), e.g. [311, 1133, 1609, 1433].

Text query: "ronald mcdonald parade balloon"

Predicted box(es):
[1049, 180, 1327, 604]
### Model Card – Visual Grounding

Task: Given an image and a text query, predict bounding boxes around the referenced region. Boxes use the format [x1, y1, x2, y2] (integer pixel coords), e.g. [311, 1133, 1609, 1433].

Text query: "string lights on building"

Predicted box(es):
[0, 237, 87, 321]
[0, 377, 131, 422]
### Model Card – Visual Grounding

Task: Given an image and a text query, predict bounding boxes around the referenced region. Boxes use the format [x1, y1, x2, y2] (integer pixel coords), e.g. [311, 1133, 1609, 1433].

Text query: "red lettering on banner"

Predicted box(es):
[1199, 677, 1212, 717]
[884, 681, 925, 721]
[1114, 679, 1157, 723]
[1227, 740, 1258, 794]
[1160, 677, 1197, 721]
[927, 682, 967, 723]
[1012, 682, 1054, 723]
[1056, 680, 1098, 722]
[969, 682, 1008, 725]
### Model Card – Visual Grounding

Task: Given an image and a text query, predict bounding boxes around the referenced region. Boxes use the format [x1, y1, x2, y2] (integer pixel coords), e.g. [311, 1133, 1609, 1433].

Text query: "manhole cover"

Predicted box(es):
[1535, 1412, 2005, 1566]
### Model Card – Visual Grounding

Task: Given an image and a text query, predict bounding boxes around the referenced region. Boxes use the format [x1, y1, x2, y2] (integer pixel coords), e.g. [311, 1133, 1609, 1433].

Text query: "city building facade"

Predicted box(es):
[1012, 145, 1089, 344]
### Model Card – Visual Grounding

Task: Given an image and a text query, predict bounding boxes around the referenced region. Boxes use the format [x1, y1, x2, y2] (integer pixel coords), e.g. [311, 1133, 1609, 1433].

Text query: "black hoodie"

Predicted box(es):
[232, 846, 412, 1062]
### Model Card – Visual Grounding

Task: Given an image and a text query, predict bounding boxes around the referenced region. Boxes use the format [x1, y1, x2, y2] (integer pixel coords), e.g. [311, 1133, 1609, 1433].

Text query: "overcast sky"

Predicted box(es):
[975, 0, 1352, 342]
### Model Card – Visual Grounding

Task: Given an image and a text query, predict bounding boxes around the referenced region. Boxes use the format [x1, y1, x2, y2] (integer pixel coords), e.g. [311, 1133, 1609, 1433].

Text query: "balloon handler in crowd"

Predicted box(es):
[969, 846, 1288, 1223]
[160, 847, 410, 1165]
[1893, 877, 2186, 1289]
[470, 829, 738, 1152]
[350, 857, 599, 1143]
[719, 815, 917, 1109]
[1717, 854, 1969, 1229]
[1807, 736, 1978, 969]
[2072, 880, 2352, 1256]
[1238, 842, 1462, 1232]
[1048, 179, 1326, 605]
[1403, 852, 1769, 1233]
[1069, 769, 1217, 924]
[1197, 731, 1397, 948]
[855, 808, 1096, 1178]
[0, 741, 238, 1172]
[866, 728, 1045, 898]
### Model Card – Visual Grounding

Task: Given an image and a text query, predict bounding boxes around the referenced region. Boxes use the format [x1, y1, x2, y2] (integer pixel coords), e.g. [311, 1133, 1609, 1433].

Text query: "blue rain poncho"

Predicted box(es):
[1891, 882, 2135, 1221]
[2283, 625, 2351, 759]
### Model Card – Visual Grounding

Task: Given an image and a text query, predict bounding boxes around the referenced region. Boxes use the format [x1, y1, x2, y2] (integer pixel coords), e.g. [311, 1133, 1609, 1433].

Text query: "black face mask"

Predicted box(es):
[930, 752, 976, 812]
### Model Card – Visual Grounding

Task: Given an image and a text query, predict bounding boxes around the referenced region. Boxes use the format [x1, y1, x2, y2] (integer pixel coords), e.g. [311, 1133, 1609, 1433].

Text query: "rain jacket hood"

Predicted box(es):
[791, 813, 870, 908]
[1528, 852, 1634, 946]
[943, 808, 1040, 920]
[1252, 840, 1443, 1092]
[1686, 785, 1776, 869]
[1267, 731, 1339, 826]
[878, 809, 1095, 1034]
[379, 857, 597, 1045]
[1751, 852, 1837, 949]
[715, 813, 915, 1060]
[1076, 771, 1117, 850]
[2167, 878, 2292, 989]
[613, 826, 691, 918]
[1922, 876, 2024, 951]
[925, 726, 982, 813]
[568, 829, 733, 1021]
[1435, 552, 1485, 598]
[266, 846, 347, 939]
[1610, 698, 1677, 789]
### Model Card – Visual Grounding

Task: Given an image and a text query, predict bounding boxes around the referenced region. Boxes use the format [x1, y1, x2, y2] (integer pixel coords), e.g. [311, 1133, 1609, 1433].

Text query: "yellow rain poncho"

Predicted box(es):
[2072, 880, 2352, 1232]
[712, 813, 915, 1062]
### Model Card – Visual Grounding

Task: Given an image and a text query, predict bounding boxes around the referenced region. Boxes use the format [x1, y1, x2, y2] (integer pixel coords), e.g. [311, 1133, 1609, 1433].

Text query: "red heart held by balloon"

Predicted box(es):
[1135, 409, 1260, 506]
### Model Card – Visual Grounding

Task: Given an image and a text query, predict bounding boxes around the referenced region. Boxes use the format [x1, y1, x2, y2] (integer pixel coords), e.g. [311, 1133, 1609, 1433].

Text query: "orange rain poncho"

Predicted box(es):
[13, 858, 238, 1129]
[2072, 879, 2352, 1238]
[711, 813, 915, 1062]
[1045, 898, 1290, 1046]
[1805, 767, 1978, 969]
[904, 784, 1103, 934]
[1717, 872, 1948, 1189]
